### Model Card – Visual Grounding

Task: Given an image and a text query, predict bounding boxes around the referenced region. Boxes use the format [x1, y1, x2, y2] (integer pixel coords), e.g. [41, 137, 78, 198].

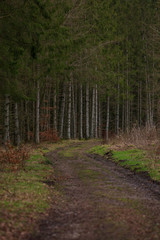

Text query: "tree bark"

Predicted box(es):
[79, 84, 83, 139]
[138, 81, 142, 127]
[25, 100, 30, 142]
[126, 55, 129, 133]
[72, 82, 77, 139]
[116, 82, 120, 135]
[59, 84, 66, 138]
[86, 83, 89, 139]
[53, 88, 57, 131]
[4, 94, 10, 143]
[98, 99, 102, 138]
[90, 87, 95, 138]
[95, 84, 98, 138]
[157, 98, 160, 142]
[106, 96, 110, 143]
[35, 80, 40, 144]
[122, 100, 124, 132]
[14, 102, 21, 145]
[67, 80, 72, 139]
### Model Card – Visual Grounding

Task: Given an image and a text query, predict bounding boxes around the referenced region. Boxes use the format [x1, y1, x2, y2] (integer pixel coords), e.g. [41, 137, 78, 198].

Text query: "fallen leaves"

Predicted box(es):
[0, 143, 30, 171]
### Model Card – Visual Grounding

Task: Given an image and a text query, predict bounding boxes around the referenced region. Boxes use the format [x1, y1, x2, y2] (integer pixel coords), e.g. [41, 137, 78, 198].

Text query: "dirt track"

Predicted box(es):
[28, 141, 160, 240]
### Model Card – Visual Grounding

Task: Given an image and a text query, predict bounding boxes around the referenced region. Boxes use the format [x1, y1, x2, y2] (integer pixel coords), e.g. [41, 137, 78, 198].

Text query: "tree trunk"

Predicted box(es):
[95, 84, 98, 138]
[98, 99, 102, 138]
[4, 94, 10, 143]
[35, 80, 40, 144]
[59, 84, 66, 138]
[67, 80, 72, 139]
[86, 83, 89, 139]
[157, 99, 160, 141]
[25, 100, 30, 142]
[116, 82, 120, 135]
[72, 82, 77, 139]
[90, 87, 95, 138]
[47, 85, 51, 131]
[126, 60, 129, 132]
[138, 81, 142, 127]
[145, 70, 150, 128]
[106, 96, 110, 143]
[79, 84, 83, 139]
[14, 102, 21, 145]
[53, 88, 57, 131]
[151, 50, 155, 127]
[122, 100, 125, 132]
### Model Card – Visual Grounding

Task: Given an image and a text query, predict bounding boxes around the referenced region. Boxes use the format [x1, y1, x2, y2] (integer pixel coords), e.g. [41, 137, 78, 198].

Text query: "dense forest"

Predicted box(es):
[0, 0, 159, 145]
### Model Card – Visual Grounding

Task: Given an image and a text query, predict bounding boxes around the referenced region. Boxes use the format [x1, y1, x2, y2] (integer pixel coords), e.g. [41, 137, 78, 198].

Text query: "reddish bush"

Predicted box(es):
[40, 129, 60, 142]
[0, 143, 29, 170]
[28, 129, 59, 142]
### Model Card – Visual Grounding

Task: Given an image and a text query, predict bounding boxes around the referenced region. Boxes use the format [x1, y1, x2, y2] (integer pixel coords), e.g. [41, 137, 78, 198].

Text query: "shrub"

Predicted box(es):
[0, 143, 30, 170]
[40, 129, 60, 142]
[113, 125, 157, 148]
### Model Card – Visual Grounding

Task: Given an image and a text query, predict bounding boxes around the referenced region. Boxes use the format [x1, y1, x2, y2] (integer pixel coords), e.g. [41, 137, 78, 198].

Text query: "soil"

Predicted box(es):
[27, 141, 160, 240]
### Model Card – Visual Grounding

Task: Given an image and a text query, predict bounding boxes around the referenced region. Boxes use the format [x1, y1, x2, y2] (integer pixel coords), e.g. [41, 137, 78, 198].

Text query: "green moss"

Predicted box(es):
[89, 145, 160, 182]
[149, 169, 160, 181]
[113, 149, 160, 181]
[113, 149, 148, 171]
[113, 149, 145, 161]
[88, 145, 109, 156]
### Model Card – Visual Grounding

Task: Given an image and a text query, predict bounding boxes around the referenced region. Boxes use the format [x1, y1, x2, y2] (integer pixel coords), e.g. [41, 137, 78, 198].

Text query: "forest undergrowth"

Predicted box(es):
[90, 126, 160, 181]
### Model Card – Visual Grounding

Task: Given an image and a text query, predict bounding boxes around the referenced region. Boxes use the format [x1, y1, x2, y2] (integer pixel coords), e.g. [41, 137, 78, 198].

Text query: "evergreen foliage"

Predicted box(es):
[0, 0, 159, 143]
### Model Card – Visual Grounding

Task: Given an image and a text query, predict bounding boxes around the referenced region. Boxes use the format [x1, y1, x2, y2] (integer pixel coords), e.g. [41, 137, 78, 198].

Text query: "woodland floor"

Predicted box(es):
[26, 140, 160, 240]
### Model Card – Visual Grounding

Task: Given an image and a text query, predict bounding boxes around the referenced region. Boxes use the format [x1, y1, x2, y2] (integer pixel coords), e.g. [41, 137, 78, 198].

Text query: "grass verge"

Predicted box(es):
[0, 145, 61, 240]
[89, 145, 160, 182]
[88, 145, 109, 156]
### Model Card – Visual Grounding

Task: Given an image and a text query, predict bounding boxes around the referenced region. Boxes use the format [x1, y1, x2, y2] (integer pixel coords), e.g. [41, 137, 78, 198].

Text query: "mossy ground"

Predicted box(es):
[88, 145, 109, 156]
[89, 145, 160, 181]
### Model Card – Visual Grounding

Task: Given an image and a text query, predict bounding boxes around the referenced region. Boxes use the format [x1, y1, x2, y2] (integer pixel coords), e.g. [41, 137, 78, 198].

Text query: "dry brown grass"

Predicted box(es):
[110, 126, 157, 148]
[110, 126, 160, 154]
[109, 126, 160, 161]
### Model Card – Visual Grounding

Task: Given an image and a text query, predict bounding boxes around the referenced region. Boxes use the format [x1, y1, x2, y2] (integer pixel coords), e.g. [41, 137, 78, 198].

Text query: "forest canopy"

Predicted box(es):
[0, 0, 159, 144]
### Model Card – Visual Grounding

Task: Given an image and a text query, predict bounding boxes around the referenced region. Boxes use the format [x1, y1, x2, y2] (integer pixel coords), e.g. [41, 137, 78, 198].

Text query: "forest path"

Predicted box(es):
[28, 140, 160, 240]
